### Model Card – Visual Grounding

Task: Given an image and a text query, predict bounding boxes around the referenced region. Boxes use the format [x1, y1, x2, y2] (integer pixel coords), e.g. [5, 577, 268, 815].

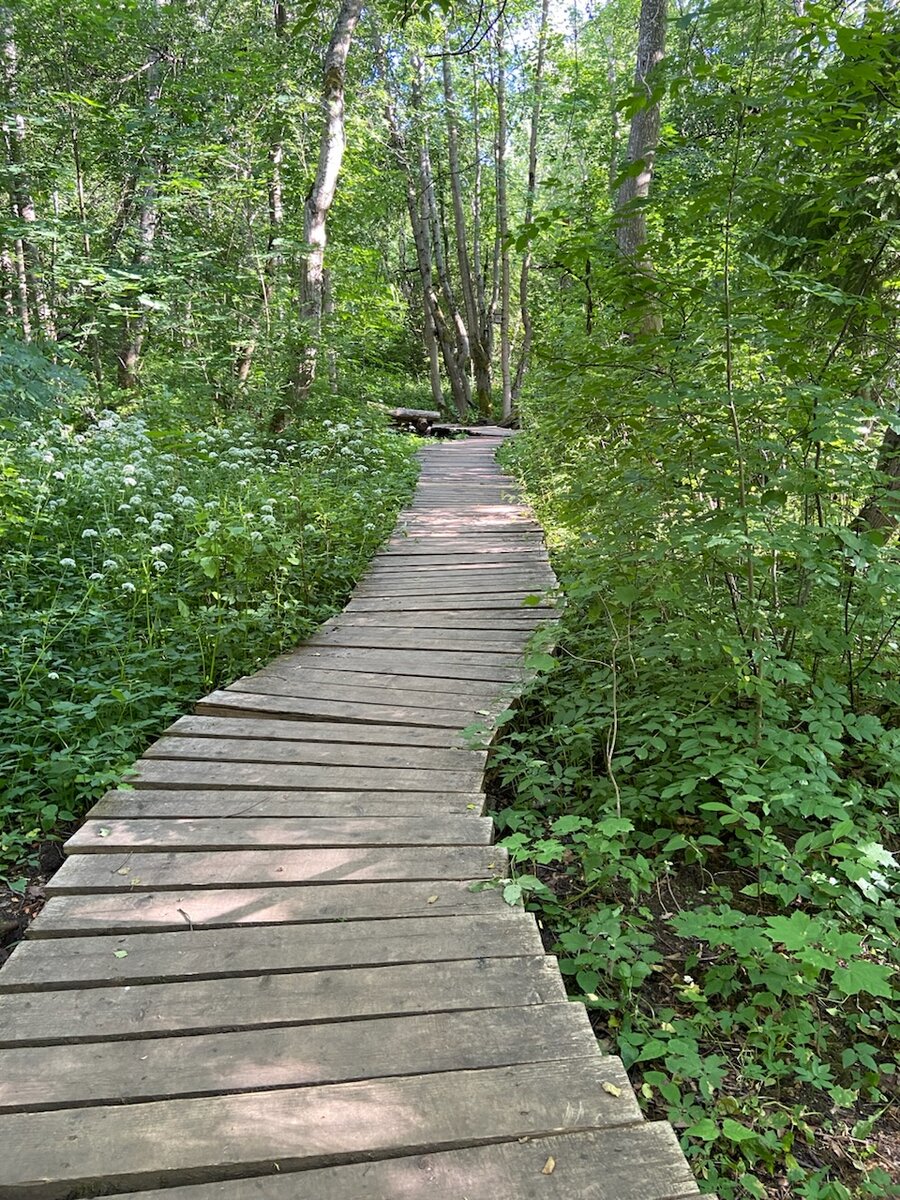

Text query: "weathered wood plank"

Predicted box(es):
[125, 759, 485, 793]
[142, 734, 484, 773]
[346, 593, 559, 611]
[42, 844, 507, 895]
[1, 955, 564, 1043]
[196, 689, 484, 729]
[165, 714, 468, 747]
[226, 674, 505, 709]
[0, 1058, 640, 1200]
[370, 554, 548, 571]
[27, 878, 501, 939]
[65, 815, 493, 854]
[85, 789, 486, 820]
[355, 577, 556, 598]
[331, 611, 557, 630]
[309, 628, 533, 655]
[107, 1124, 699, 1200]
[0, 910, 532, 990]
[0, 1002, 595, 1112]
[277, 648, 527, 682]
[250, 663, 504, 695]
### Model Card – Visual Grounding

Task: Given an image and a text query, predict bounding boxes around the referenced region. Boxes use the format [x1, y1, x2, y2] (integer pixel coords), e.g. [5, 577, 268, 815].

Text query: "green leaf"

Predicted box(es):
[721, 1118, 757, 1143]
[832, 959, 894, 999]
[685, 1118, 719, 1141]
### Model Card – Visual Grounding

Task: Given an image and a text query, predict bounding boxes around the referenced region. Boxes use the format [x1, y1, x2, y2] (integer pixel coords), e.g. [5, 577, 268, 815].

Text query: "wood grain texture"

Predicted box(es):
[65, 815, 493, 853]
[27, 878, 504, 938]
[142, 734, 484, 773]
[0, 955, 566, 1044]
[125, 759, 485, 793]
[0, 911, 535, 991]
[197, 688, 488, 727]
[0, 1058, 641, 1200]
[43, 844, 507, 895]
[0, 1002, 596, 1111]
[85, 789, 487, 820]
[164, 714, 469, 747]
[108, 1124, 700, 1200]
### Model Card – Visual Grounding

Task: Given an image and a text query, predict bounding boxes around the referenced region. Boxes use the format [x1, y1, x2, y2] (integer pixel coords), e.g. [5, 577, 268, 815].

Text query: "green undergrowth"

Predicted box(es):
[488, 431, 900, 1199]
[0, 382, 419, 886]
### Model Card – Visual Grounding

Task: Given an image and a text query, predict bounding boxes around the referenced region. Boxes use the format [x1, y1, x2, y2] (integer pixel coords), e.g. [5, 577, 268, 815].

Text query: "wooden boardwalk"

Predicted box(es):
[0, 432, 705, 1199]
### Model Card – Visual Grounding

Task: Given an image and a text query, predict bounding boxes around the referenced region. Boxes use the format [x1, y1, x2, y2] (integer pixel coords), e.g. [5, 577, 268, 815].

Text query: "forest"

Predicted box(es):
[1, 0, 899, 1195]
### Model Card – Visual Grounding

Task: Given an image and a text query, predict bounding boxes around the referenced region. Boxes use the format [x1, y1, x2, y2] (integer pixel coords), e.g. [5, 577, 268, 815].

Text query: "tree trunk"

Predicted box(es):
[1, 8, 54, 341]
[376, 40, 467, 418]
[235, 0, 289, 389]
[855, 416, 900, 538]
[496, 21, 512, 421]
[287, 0, 363, 412]
[512, 0, 549, 405]
[118, 0, 165, 388]
[615, 0, 666, 334]
[443, 49, 491, 419]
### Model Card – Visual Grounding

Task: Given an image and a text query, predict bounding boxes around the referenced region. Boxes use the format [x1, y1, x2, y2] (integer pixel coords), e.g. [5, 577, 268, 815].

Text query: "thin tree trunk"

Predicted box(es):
[286, 0, 363, 415]
[443, 48, 491, 419]
[1, 8, 54, 340]
[375, 33, 467, 416]
[855, 415, 900, 538]
[118, 0, 165, 389]
[615, 0, 666, 334]
[512, 0, 550, 405]
[236, 0, 289, 388]
[471, 63, 492, 362]
[604, 27, 621, 196]
[496, 21, 512, 421]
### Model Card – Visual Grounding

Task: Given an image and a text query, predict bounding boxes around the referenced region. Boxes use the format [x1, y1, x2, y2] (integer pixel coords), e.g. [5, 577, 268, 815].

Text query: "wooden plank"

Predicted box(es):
[364, 561, 554, 578]
[42, 844, 507, 895]
[196, 689, 485, 729]
[279, 648, 527, 682]
[107, 1124, 700, 1200]
[0, 1058, 641, 1200]
[0, 955, 565, 1043]
[0, 910, 532, 990]
[355, 577, 556, 598]
[0, 1002, 596, 1112]
[142, 735, 484, 773]
[85, 789, 487, 820]
[226, 674, 506, 709]
[250, 663, 505, 695]
[65, 815, 494, 853]
[125, 759, 485, 793]
[164, 714, 468, 747]
[346, 593, 559, 612]
[371, 553, 547, 570]
[331, 611, 558, 629]
[310, 628, 533, 654]
[27, 878, 503, 939]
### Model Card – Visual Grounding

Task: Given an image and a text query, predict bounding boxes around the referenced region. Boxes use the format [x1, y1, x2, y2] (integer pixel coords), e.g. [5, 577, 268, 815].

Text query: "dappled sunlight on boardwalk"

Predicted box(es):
[0, 434, 705, 1200]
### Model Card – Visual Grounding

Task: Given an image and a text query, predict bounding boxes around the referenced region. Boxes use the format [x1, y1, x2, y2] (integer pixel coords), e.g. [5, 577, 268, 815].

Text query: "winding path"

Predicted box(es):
[0, 431, 706, 1199]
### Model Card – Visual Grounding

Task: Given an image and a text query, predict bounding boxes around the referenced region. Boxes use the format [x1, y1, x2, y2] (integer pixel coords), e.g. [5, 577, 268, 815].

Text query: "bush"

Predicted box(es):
[0, 402, 418, 884]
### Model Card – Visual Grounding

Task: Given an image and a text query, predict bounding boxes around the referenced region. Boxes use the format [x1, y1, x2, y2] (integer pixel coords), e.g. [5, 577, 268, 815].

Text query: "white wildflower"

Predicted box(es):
[121, 582, 136, 593]
[59, 557, 76, 568]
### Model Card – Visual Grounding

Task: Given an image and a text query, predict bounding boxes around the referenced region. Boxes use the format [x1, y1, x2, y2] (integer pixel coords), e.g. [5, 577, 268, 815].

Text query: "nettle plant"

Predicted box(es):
[0, 403, 418, 883]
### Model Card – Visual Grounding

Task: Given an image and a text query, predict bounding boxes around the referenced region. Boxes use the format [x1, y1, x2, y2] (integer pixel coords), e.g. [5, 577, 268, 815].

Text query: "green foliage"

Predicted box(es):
[0, 396, 418, 884]
[489, 3, 900, 1197]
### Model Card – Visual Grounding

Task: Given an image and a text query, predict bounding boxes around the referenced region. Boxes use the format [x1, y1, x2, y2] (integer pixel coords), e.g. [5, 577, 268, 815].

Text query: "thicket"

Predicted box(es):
[486, 3, 900, 1197]
[0, 346, 419, 885]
